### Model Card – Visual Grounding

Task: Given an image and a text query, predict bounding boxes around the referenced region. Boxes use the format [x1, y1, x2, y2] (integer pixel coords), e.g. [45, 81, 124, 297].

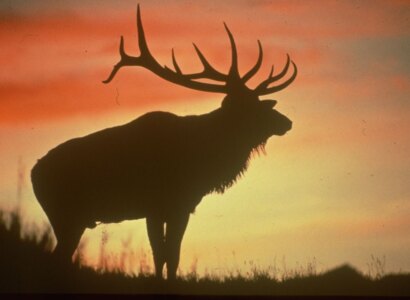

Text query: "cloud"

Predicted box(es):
[1, 0, 409, 125]
[0, 70, 220, 125]
[258, 0, 410, 39]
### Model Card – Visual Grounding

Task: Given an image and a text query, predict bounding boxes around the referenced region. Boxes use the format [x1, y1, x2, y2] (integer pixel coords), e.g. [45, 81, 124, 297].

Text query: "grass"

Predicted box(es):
[0, 210, 409, 296]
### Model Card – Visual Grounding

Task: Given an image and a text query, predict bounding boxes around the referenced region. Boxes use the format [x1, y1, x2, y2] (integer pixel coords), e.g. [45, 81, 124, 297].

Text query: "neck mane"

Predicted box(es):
[198, 108, 269, 194]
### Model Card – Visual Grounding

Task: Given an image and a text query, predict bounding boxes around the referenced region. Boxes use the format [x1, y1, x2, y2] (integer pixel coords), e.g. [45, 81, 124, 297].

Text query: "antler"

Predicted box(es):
[254, 54, 298, 96]
[242, 40, 263, 83]
[103, 5, 297, 96]
[103, 5, 229, 93]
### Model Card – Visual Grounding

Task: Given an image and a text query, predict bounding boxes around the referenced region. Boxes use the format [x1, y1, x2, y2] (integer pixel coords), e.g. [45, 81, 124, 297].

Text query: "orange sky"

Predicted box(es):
[1, 0, 409, 276]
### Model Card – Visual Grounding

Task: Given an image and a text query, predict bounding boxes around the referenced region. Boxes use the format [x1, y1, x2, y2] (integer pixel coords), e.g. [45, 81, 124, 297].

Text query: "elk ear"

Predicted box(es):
[260, 100, 277, 109]
[221, 96, 232, 109]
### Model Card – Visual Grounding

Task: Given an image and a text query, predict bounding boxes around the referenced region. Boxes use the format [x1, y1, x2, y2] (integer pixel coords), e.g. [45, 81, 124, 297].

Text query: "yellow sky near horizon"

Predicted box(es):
[0, 0, 409, 276]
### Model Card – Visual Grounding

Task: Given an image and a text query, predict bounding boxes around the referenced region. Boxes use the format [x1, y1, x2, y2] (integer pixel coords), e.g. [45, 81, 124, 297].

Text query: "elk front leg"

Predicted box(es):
[146, 217, 165, 279]
[53, 224, 84, 269]
[165, 212, 190, 280]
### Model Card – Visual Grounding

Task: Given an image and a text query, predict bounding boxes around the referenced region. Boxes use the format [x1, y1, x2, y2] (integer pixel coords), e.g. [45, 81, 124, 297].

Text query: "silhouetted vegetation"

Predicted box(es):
[1, 212, 409, 296]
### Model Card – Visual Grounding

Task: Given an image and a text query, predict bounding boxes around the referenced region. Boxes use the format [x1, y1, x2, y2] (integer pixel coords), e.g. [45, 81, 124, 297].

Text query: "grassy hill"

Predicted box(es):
[0, 211, 409, 296]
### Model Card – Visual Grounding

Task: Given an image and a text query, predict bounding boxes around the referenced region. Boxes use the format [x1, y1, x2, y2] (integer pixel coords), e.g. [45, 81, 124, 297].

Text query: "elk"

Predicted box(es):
[31, 5, 297, 280]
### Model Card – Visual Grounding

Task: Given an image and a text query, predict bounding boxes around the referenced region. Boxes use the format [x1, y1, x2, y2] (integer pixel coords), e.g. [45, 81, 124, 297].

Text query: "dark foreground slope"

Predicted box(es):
[1, 213, 409, 296]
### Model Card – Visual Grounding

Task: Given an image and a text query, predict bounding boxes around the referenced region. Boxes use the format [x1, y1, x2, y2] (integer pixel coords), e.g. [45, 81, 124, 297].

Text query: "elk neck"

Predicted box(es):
[185, 105, 269, 194]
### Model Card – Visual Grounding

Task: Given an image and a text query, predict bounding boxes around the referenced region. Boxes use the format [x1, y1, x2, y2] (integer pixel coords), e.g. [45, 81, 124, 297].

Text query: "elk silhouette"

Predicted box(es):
[31, 6, 297, 280]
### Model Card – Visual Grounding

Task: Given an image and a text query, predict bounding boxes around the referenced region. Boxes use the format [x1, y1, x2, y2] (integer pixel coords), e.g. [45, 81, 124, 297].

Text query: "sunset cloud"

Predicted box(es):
[259, 0, 410, 38]
[1, 1, 408, 127]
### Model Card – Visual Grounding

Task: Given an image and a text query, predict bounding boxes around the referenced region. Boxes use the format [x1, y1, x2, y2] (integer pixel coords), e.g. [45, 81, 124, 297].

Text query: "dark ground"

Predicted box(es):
[1, 212, 409, 297]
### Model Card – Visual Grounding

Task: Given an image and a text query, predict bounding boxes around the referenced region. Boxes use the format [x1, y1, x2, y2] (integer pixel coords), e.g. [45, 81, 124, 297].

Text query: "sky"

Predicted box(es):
[0, 0, 409, 276]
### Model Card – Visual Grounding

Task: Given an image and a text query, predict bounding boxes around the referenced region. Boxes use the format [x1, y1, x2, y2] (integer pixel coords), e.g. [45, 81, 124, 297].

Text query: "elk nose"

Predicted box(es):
[287, 120, 293, 131]
[277, 119, 292, 136]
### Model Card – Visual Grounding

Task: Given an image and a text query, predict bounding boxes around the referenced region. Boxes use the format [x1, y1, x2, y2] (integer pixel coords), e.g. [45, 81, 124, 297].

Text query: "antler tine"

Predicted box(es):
[253, 64, 274, 92]
[242, 40, 263, 83]
[256, 60, 298, 95]
[136, 4, 153, 59]
[171, 48, 182, 74]
[134, 3, 165, 69]
[224, 23, 240, 79]
[102, 36, 127, 83]
[190, 43, 226, 81]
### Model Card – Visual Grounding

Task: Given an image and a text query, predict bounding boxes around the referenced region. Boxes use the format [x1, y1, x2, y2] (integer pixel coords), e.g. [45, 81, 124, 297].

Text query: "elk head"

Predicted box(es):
[103, 5, 297, 139]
